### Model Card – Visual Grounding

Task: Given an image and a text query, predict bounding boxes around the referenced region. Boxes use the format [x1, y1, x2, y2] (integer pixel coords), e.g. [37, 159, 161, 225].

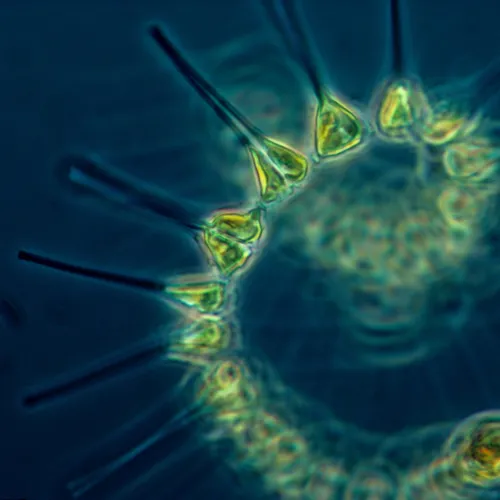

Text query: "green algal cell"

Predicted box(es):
[202, 228, 252, 276]
[315, 93, 364, 158]
[437, 184, 480, 231]
[165, 275, 226, 313]
[377, 82, 414, 140]
[249, 146, 289, 204]
[443, 139, 500, 183]
[448, 412, 500, 488]
[208, 207, 264, 245]
[263, 137, 310, 183]
[176, 316, 231, 355]
[419, 100, 480, 146]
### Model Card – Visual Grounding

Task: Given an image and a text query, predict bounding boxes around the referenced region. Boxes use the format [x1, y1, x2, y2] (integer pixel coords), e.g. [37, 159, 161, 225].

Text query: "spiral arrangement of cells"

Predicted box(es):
[31, 1, 500, 499]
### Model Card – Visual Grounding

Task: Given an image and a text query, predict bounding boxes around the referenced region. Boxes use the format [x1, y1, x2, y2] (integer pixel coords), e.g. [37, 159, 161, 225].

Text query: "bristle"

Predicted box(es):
[21, 336, 170, 408]
[148, 25, 264, 148]
[388, 0, 405, 76]
[262, 0, 325, 100]
[18, 250, 166, 291]
[67, 403, 208, 498]
[471, 56, 500, 113]
[55, 155, 202, 231]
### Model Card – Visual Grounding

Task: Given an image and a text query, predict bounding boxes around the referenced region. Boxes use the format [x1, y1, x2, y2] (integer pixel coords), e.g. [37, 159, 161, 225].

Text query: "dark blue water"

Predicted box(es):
[2, 1, 500, 499]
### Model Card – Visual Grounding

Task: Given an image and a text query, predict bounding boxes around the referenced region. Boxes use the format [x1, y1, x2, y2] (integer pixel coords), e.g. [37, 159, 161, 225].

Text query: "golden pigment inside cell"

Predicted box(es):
[444, 412, 500, 489]
[201, 229, 253, 276]
[443, 138, 500, 182]
[248, 146, 289, 203]
[437, 184, 482, 231]
[418, 102, 480, 146]
[165, 274, 227, 313]
[208, 207, 265, 245]
[315, 93, 364, 157]
[168, 315, 234, 364]
[376, 80, 420, 141]
[197, 359, 258, 411]
[263, 137, 310, 183]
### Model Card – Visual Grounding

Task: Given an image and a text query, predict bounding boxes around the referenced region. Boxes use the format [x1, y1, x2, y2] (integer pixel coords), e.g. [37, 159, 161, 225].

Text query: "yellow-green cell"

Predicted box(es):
[262, 137, 309, 183]
[248, 146, 289, 204]
[446, 412, 500, 489]
[419, 102, 480, 146]
[202, 229, 252, 276]
[443, 138, 499, 183]
[437, 184, 481, 231]
[165, 275, 226, 313]
[465, 425, 500, 484]
[169, 315, 233, 360]
[315, 93, 364, 157]
[375, 80, 425, 141]
[304, 460, 347, 500]
[207, 207, 264, 245]
[196, 358, 259, 411]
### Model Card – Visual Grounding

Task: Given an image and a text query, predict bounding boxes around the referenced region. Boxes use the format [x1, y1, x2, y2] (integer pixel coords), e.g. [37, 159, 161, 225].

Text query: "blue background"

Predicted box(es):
[1, 0, 500, 499]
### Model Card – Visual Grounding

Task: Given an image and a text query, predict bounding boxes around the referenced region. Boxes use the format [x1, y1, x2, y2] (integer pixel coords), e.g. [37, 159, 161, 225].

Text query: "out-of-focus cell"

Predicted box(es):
[437, 184, 482, 231]
[232, 410, 312, 498]
[263, 137, 310, 183]
[168, 315, 235, 365]
[441, 225, 476, 264]
[443, 137, 500, 183]
[344, 464, 399, 500]
[207, 207, 265, 245]
[315, 93, 365, 158]
[249, 146, 289, 203]
[164, 274, 227, 314]
[264, 440, 311, 498]
[196, 358, 258, 412]
[374, 79, 428, 142]
[238, 410, 286, 455]
[201, 229, 253, 276]
[418, 101, 481, 146]
[304, 460, 347, 500]
[236, 411, 304, 471]
[445, 411, 500, 489]
[269, 428, 309, 470]
[396, 213, 436, 254]
[393, 212, 450, 280]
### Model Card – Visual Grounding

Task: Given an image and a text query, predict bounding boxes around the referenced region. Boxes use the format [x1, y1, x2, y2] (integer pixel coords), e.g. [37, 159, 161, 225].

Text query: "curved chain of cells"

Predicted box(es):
[148, 31, 500, 500]
[284, 85, 499, 336]
[402, 411, 500, 499]
[140, 0, 500, 495]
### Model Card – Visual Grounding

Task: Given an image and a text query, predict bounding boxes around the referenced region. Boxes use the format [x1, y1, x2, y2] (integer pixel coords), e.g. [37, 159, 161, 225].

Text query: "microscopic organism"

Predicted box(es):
[18, 0, 500, 499]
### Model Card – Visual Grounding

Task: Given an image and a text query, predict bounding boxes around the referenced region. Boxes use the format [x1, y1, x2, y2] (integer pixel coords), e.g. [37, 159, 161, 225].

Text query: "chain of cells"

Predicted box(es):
[17, 0, 500, 498]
